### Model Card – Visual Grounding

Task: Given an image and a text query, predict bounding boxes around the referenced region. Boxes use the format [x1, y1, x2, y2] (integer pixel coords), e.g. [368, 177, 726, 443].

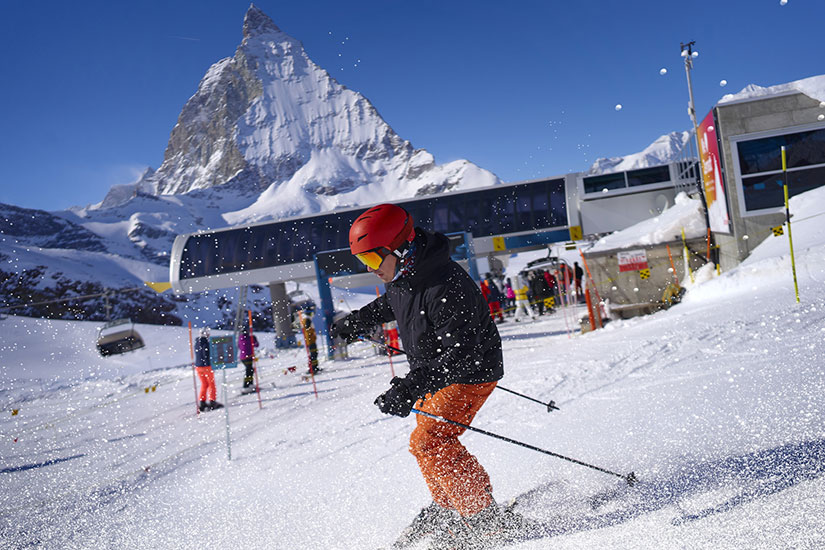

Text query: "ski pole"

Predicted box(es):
[495, 385, 559, 412]
[412, 408, 637, 486]
[359, 336, 559, 412]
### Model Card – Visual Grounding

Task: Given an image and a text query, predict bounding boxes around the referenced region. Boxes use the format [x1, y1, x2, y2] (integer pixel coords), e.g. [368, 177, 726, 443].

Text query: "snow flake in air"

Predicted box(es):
[659, 68, 667, 75]
[615, 104, 623, 111]
[720, 80, 727, 87]
[780, 0, 788, 5]
[818, 114, 825, 121]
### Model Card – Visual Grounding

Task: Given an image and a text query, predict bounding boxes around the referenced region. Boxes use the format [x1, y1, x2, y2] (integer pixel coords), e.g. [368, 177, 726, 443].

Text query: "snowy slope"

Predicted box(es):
[587, 131, 692, 176]
[719, 73, 825, 105]
[2, 186, 825, 549]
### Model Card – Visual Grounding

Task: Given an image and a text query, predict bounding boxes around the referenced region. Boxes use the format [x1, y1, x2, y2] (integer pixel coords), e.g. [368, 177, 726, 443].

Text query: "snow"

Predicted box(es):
[589, 192, 705, 252]
[718, 74, 825, 105]
[2, 193, 825, 549]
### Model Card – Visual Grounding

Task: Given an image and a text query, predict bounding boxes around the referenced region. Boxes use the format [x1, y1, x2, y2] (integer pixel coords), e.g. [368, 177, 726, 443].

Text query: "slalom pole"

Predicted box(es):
[248, 310, 263, 410]
[412, 408, 636, 485]
[188, 322, 199, 417]
[359, 336, 559, 412]
[681, 228, 695, 284]
[558, 269, 572, 339]
[564, 266, 575, 335]
[781, 146, 801, 303]
[222, 368, 231, 461]
[578, 251, 603, 327]
[377, 286, 395, 377]
[665, 244, 680, 287]
[706, 228, 712, 265]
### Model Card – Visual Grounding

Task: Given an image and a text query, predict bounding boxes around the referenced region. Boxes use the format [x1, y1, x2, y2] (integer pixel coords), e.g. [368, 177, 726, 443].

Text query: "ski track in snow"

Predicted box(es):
[3, 222, 825, 548]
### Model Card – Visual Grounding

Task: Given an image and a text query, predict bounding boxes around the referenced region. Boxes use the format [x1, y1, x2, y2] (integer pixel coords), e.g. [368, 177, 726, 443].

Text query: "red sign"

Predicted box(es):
[617, 249, 649, 272]
[698, 111, 730, 233]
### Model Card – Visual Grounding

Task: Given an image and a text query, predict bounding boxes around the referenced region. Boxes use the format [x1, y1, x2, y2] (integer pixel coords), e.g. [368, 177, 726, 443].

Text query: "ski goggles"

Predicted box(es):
[355, 247, 395, 270]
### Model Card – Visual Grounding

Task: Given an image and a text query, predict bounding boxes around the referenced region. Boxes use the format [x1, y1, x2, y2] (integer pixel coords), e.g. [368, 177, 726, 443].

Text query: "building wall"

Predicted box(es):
[583, 238, 707, 308]
[715, 92, 823, 267]
[579, 189, 679, 235]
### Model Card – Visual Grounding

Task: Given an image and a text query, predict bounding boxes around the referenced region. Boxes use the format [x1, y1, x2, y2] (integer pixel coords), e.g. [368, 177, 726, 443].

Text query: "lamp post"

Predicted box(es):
[681, 41, 717, 269]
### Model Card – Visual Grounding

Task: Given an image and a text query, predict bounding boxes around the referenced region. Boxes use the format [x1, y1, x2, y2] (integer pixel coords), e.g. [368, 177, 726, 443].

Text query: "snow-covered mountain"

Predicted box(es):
[5, 4, 821, 326]
[586, 131, 692, 176]
[95, 5, 500, 221]
[1, 5, 502, 323]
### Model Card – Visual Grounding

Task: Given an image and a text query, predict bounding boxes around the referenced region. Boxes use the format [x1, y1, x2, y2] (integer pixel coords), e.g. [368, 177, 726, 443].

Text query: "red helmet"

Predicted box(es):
[349, 204, 415, 255]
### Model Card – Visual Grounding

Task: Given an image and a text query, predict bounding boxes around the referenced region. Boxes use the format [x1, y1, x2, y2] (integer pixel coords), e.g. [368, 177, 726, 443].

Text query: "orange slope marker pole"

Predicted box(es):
[188, 322, 199, 417]
[377, 286, 395, 377]
[578, 250, 603, 328]
[666, 244, 681, 287]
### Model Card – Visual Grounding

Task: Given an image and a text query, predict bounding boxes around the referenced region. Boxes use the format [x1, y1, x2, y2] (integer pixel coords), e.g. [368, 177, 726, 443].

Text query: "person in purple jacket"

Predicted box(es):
[238, 325, 259, 394]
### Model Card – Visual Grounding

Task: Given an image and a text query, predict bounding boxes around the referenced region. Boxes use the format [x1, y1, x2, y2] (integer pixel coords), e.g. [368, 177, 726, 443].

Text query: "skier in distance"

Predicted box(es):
[331, 203, 523, 548]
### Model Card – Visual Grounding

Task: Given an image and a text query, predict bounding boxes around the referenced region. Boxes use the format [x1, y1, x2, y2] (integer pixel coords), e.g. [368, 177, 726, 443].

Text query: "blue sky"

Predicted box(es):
[1, 0, 822, 211]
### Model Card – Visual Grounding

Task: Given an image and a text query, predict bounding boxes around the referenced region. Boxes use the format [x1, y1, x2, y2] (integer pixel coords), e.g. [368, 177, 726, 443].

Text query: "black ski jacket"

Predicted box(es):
[352, 228, 503, 399]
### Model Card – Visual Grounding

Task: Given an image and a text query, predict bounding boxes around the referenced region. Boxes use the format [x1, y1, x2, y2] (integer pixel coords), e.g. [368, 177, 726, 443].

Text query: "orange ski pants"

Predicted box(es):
[196, 366, 217, 402]
[409, 381, 497, 517]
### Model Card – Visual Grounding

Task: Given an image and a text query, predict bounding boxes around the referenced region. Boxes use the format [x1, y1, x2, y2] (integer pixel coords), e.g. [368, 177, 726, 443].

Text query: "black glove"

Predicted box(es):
[331, 314, 364, 344]
[374, 377, 415, 417]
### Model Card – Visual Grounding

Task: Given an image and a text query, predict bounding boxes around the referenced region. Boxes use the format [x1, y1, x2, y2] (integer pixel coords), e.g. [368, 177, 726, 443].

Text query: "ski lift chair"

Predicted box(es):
[96, 318, 145, 357]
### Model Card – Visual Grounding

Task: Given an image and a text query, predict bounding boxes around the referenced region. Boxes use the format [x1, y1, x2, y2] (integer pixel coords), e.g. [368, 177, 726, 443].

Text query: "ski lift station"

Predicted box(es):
[168, 86, 825, 351]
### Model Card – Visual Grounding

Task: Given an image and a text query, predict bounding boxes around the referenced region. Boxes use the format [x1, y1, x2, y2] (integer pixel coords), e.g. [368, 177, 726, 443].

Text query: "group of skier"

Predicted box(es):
[192, 324, 259, 411]
[480, 261, 583, 324]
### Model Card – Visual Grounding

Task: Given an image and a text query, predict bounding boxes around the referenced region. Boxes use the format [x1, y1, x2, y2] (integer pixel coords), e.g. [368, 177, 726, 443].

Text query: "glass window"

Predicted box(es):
[583, 172, 626, 194]
[462, 198, 480, 234]
[515, 187, 532, 230]
[786, 128, 825, 169]
[491, 190, 516, 234]
[531, 185, 549, 228]
[737, 136, 784, 175]
[432, 202, 449, 233]
[738, 128, 825, 175]
[626, 165, 670, 187]
[741, 165, 825, 211]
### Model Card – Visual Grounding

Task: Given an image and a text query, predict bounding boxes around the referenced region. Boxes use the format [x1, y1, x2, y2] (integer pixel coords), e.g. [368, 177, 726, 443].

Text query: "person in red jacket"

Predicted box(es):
[331, 204, 524, 548]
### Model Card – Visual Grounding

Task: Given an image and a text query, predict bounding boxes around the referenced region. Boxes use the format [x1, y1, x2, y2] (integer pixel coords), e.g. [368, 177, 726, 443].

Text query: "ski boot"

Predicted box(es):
[392, 502, 458, 549]
[428, 502, 533, 550]
[206, 400, 224, 410]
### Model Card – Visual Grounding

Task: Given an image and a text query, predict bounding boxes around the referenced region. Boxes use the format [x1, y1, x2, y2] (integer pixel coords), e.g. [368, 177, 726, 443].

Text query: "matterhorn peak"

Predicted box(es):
[146, 5, 499, 220]
[243, 4, 282, 39]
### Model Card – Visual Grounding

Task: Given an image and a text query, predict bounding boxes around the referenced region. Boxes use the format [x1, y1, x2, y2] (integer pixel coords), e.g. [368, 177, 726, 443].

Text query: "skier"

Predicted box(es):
[574, 261, 584, 302]
[238, 325, 259, 394]
[513, 273, 537, 322]
[303, 316, 320, 374]
[331, 204, 522, 548]
[194, 327, 223, 411]
[481, 274, 504, 323]
[504, 278, 516, 317]
[528, 271, 546, 316]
